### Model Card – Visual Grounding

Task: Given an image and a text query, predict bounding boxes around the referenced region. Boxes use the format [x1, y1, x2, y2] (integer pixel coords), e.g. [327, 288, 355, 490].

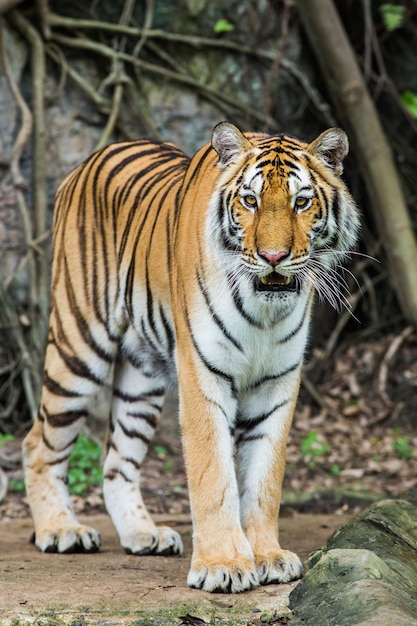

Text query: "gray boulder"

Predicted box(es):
[289, 499, 417, 625]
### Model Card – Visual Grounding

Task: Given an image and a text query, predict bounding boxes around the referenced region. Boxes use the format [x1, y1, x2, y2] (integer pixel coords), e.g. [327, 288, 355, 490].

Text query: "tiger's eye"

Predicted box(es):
[295, 196, 309, 209]
[243, 194, 257, 209]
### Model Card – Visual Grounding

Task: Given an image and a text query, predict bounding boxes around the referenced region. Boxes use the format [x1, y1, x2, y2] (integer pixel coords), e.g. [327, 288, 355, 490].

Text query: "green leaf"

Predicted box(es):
[68, 434, 102, 495]
[164, 460, 174, 472]
[0, 434, 14, 447]
[213, 18, 234, 34]
[8, 479, 25, 493]
[379, 3, 405, 31]
[154, 444, 168, 459]
[300, 431, 330, 458]
[402, 91, 417, 119]
[393, 435, 413, 460]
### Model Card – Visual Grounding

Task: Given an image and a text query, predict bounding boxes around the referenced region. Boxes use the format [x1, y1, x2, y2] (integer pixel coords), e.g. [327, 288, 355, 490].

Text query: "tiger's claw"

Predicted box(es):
[33, 524, 101, 554]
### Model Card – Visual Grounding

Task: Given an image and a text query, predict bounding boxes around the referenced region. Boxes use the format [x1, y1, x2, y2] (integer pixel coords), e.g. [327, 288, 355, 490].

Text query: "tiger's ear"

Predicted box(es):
[308, 128, 349, 176]
[212, 122, 252, 169]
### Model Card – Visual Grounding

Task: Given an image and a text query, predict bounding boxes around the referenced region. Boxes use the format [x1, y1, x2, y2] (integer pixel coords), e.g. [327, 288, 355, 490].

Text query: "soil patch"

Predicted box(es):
[0, 512, 350, 625]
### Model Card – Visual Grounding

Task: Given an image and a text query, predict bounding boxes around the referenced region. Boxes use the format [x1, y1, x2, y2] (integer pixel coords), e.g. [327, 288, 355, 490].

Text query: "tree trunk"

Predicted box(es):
[295, 0, 417, 326]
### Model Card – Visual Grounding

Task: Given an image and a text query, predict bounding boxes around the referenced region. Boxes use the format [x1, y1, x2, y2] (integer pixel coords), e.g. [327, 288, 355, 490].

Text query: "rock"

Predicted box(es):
[289, 499, 417, 625]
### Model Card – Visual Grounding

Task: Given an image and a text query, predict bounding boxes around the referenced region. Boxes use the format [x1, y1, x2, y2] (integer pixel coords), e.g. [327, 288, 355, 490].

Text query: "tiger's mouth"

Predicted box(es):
[254, 272, 298, 293]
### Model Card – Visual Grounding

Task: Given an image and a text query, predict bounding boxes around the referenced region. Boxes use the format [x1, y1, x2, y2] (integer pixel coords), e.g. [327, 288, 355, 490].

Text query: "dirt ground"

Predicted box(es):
[0, 511, 351, 626]
[1, 329, 416, 625]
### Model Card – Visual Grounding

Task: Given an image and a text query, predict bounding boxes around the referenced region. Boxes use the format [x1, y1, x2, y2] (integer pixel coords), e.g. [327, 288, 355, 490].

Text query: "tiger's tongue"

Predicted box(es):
[260, 273, 291, 286]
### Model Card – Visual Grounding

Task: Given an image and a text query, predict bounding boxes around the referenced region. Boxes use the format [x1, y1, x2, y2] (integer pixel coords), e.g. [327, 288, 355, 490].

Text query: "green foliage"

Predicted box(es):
[330, 464, 341, 477]
[153, 444, 168, 459]
[0, 433, 14, 446]
[300, 431, 330, 460]
[379, 3, 405, 31]
[213, 18, 234, 34]
[300, 431, 332, 471]
[68, 434, 102, 496]
[393, 435, 413, 460]
[153, 444, 175, 472]
[0, 432, 102, 496]
[401, 91, 417, 118]
[8, 479, 25, 493]
[0, 434, 26, 493]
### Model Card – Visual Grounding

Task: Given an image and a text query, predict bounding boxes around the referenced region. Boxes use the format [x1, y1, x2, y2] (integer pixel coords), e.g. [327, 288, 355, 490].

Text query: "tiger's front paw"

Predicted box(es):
[122, 525, 183, 556]
[256, 549, 303, 585]
[33, 524, 101, 554]
[187, 556, 259, 593]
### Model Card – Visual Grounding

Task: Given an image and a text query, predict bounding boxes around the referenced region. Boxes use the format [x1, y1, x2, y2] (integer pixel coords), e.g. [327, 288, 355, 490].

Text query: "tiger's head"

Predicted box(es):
[210, 122, 360, 311]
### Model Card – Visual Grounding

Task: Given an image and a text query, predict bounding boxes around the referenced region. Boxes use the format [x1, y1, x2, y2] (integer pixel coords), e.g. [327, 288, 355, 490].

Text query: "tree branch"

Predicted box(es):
[9, 9, 49, 345]
[0, 0, 23, 15]
[295, 0, 417, 326]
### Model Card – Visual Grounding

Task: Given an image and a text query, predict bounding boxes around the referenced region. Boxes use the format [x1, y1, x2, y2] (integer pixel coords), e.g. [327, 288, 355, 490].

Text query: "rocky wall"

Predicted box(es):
[0, 0, 326, 302]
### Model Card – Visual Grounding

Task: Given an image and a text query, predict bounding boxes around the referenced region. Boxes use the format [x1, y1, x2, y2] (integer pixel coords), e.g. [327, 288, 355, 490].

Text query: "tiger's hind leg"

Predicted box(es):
[102, 357, 183, 556]
[23, 331, 115, 553]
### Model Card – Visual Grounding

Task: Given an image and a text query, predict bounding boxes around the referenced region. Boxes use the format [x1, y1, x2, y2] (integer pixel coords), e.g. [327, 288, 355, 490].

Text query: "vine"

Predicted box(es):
[0, 0, 415, 432]
[0, 0, 336, 431]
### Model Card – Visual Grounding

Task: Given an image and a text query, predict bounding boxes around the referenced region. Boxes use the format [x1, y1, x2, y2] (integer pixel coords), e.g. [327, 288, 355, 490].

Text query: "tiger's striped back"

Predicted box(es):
[51, 140, 189, 357]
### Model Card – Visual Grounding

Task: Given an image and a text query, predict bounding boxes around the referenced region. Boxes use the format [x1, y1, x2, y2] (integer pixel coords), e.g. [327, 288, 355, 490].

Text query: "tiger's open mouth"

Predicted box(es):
[254, 272, 298, 293]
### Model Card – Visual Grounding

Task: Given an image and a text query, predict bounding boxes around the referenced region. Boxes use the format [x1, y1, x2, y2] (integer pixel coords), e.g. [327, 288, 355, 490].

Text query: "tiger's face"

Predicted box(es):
[211, 122, 359, 308]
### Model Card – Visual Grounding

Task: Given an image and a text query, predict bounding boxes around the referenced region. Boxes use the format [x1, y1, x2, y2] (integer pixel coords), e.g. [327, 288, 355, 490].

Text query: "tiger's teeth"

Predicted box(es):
[260, 274, 292, 286]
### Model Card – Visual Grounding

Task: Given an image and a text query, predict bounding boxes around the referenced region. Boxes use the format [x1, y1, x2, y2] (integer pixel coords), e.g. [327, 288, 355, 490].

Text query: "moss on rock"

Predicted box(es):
[289, 499, 417, 625]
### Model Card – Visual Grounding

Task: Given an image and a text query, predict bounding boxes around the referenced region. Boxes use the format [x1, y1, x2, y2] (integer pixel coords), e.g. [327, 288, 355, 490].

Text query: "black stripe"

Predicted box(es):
[117, 164, 184, 262]
[126, 411, 159, 429]
[113, 387, 165, 402]
[43, 370, 83, 398]
[281, 158, 301, 172]
[104, 468, 133, 483]
[229, 277, 263, 328]
[63, 255, 115, 363]
[46, 452, 72, 466]
[117, 420, 150, 445]
[181, 287, 236, 392]
[236, 433, 265, 445]
[45, 408, 88, 427]
[159, 304, 175, 357]
[237, 398, 290, 432]
[196, 269, 243, 352]
[119, 149, 187, 207]
[124, 456, 142, 470]
[42, 431, 78, 453]
[144, 263, 161, 347]
[332, 190, 340, 228]
[181, 145, 213, 199]
[277, 300, 310, 344]
[49, 340, 104, 386]
[123, 172, 183, 321]
[247, 362, 301, 390]
[201, 392, 231, 421]
[90, 230, 107, 329]
[217, 192, 240, 251]
[140, 317, 163, 355]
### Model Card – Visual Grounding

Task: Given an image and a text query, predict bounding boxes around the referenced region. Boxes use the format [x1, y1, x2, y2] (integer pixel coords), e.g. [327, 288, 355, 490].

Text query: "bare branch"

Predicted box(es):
[0, 0, 23, 15]
[9, 9, 49, 342]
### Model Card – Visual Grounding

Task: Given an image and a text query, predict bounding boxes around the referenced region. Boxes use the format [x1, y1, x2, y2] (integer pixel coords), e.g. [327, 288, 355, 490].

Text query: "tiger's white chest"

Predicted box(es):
[189, 277, 312, 392]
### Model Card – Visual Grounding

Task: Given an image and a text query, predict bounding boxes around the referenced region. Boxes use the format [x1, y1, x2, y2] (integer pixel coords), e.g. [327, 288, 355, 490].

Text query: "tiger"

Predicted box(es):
[23, 122, 359, 593]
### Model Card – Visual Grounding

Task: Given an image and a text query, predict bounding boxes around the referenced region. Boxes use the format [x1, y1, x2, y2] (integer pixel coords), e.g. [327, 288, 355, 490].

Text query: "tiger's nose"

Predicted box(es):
[258, 250, 290, 266]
